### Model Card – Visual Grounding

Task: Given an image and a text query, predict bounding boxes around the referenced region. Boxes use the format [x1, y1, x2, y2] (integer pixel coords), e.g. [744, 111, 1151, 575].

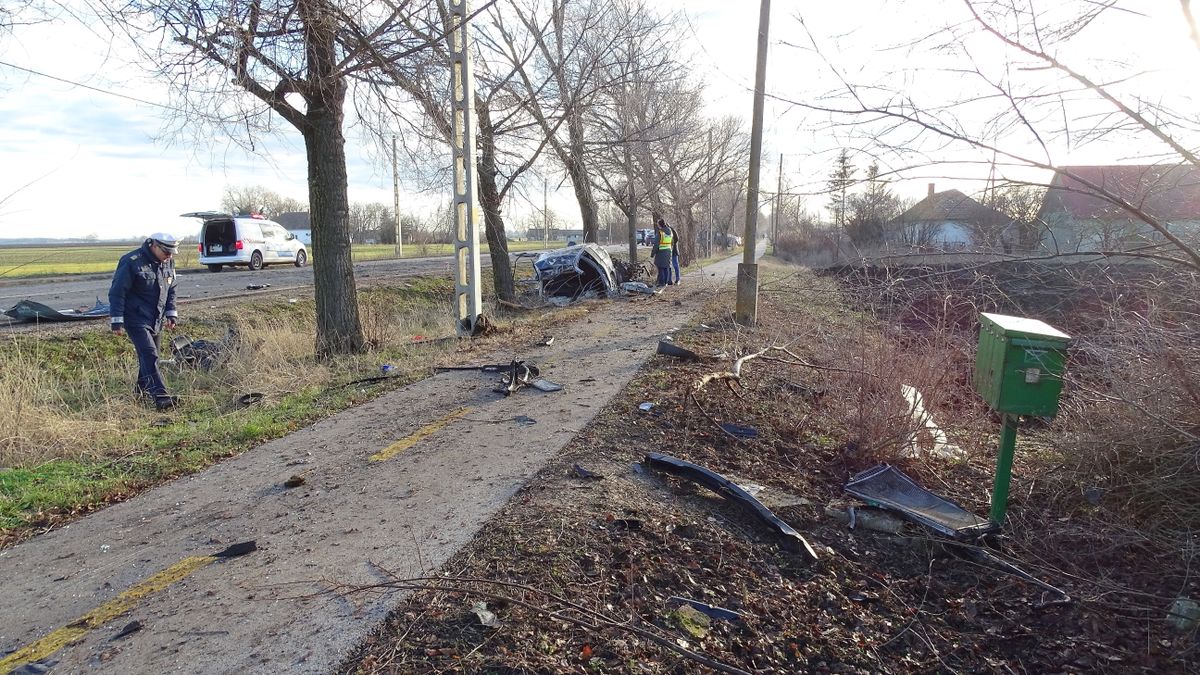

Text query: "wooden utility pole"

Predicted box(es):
[392, 134, 403, 257]
[773, 153, 782, 256]
[450, 0, 482, 335]
[735, 0, 771, 326]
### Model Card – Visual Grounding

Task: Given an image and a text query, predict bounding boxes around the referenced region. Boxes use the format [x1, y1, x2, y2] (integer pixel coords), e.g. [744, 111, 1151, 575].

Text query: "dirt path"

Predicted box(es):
[0, 246, 762, 674]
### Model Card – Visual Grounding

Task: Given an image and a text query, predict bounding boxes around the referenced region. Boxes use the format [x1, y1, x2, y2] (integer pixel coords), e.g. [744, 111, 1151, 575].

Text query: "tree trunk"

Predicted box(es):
[565, 113, 601, 242]
[304, 79, 364, 357]
[476, 100, 516, 302]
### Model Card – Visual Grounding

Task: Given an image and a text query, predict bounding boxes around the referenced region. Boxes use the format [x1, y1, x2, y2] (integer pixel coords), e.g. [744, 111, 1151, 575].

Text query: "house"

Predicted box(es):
[524, 227, 585, 242]
[890, 184, 1013, 251]
[1037, 165, 1200, 253]
[275, 211, 312, 245]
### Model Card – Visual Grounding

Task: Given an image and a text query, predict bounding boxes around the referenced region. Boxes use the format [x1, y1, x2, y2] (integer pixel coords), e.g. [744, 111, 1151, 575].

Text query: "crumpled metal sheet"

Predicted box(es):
[845, 464, 997, 540]
[533, 243, 618, 298]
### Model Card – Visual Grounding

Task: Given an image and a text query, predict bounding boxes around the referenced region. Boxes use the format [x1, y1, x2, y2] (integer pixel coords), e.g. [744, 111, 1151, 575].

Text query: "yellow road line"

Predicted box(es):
[369, 407, 471, 462]
[0, 555, 216, 673]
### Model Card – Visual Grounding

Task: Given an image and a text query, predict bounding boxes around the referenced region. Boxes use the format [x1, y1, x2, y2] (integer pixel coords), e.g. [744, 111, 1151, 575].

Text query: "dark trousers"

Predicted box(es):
[127, 324, 168, 398]
[672, 254, 680, 284]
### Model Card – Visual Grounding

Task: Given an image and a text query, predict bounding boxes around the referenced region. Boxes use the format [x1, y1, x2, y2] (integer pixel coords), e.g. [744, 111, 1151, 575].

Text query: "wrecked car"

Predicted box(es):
[533, 243, 618, 299]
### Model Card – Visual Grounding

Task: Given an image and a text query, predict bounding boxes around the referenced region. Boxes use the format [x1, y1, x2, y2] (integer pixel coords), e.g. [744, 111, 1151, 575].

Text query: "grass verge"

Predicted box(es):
[0, 274, 569, 544]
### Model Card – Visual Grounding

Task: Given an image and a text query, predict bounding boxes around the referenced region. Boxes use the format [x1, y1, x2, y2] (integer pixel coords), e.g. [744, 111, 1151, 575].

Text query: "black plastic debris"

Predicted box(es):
[213, 541, 257, 558]
[513, 415, 537, 427]
[283, 475, 305, 488]
[668, 596, 741, 622]
[4, 298, 109, 322]
[246, 283, 271, 290]
[170, 329, 236, 370]
[609, 518, 642, 531]
[844, 464, 997, 540]
[236, 392, 264, 408]
[573, 464, 603, 481]
[111, 620, 143, 641]
[656, 340, 702, 361]
[538, 336, 555, 346]
[719, 423, 759, 440]
[644, 452, 819, 562]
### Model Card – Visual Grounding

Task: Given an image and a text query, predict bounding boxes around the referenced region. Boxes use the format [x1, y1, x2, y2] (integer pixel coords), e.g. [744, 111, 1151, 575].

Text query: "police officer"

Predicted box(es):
[109, 233, 180, 410]
[652, 219, 673, 287]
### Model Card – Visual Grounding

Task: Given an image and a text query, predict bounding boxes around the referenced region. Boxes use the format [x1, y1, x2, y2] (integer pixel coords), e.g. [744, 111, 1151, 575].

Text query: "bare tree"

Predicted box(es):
[221, 185, 306, 218]
[494, 0, 627, 244]
[379, 1, 562, 303]
[784, 0, 1200, 269]
[94, 0, 445, 355]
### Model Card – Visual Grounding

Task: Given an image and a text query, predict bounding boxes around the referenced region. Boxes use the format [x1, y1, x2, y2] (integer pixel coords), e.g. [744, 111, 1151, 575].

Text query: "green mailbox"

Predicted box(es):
[973, 312, 1070, 524]
[974, 313, 1070, 417]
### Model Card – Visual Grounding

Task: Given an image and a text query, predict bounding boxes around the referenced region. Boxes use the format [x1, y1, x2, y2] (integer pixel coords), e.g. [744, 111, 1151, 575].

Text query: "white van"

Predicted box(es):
[184, 212, 308, 272]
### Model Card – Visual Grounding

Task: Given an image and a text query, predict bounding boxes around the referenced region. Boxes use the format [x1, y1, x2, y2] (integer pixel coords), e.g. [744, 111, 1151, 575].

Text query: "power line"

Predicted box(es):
[0, 59, 180, 112]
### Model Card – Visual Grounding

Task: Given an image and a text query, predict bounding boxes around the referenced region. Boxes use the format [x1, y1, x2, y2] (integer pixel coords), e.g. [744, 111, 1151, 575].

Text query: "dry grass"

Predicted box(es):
[0, 282, 460, 470]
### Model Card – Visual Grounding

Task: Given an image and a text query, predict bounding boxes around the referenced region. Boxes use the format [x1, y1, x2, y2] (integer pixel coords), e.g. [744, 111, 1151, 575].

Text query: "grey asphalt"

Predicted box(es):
[0, 244, 763, 674]
[0, 245, 630, 328]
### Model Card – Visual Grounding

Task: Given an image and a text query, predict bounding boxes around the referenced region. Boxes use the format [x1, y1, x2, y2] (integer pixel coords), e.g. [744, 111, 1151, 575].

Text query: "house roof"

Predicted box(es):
[275, 211, 311, 230]
[896, 189, 1008, 224]
[1039, 165, 1200, 220]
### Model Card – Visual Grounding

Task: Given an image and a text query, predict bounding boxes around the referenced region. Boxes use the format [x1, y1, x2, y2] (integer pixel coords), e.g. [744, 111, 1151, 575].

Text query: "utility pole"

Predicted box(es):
[773, 153, 782, 256]
[392, 134, 402, 258]
[707, 128, 714, 258]
[450, 0, 482, 336]
[735, 0, 771, 327]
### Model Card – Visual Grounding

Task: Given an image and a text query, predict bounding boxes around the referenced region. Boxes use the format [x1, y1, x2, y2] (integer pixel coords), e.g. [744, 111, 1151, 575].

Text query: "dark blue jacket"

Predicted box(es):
[109, 241, 178, 329]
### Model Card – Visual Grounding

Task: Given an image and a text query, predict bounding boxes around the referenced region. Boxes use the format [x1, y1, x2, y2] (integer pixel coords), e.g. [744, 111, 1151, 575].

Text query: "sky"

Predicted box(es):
[1, 1, 1196, 239]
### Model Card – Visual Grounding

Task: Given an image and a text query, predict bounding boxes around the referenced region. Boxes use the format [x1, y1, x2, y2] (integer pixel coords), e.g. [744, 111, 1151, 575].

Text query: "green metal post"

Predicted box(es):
[990, 414, 1019, 523]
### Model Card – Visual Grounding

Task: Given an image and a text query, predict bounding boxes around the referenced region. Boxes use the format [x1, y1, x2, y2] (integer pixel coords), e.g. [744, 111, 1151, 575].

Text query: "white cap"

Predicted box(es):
[148, 232, 179, 253]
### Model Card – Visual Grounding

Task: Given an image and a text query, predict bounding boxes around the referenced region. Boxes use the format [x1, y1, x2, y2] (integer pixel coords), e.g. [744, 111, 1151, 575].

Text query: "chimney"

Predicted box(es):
[927, 183, 935, 198]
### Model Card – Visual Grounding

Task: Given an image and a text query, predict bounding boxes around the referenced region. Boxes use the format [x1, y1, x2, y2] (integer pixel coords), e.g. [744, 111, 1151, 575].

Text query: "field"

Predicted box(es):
[0, 240, 573, 278]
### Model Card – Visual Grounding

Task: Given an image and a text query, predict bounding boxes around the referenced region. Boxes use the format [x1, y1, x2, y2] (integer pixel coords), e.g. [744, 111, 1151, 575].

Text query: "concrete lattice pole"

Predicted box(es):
[735, 0, 771, 326]
[450, 0, 482, 335]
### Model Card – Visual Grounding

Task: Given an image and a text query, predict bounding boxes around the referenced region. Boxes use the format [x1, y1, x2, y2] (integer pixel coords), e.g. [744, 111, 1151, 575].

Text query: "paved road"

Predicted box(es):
[0, 245, 630, 326]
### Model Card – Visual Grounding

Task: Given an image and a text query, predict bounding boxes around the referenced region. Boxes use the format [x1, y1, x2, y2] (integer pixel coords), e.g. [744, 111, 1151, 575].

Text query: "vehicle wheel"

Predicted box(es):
[249, 251, 264, 271]
[208, 264, 224, 272]
[294, 249, 307, 267]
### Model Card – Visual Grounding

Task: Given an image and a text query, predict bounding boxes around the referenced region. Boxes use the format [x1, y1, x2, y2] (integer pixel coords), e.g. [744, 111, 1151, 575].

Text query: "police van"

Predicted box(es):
[185, 212, 309, 272]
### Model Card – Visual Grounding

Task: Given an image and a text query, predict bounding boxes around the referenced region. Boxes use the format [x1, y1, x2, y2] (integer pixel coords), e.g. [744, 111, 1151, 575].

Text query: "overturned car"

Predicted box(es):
[533, 243, 619, 299]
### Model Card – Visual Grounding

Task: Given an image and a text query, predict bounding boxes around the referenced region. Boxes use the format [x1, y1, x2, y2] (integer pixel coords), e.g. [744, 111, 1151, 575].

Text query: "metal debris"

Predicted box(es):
[845, 464, 997, 540]
[668, 596, 742, 622]
[644, 452, 819, 562]
[530, 378, 564, 393]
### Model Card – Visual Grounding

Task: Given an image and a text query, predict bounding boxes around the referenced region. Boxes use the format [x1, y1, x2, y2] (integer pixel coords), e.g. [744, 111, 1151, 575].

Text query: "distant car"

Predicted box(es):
[635, 228, 655, 246]
[184, 211, 308, 272]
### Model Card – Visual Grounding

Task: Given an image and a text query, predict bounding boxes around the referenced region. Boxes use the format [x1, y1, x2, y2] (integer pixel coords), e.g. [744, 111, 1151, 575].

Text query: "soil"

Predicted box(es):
[344, 263, 1198, 674]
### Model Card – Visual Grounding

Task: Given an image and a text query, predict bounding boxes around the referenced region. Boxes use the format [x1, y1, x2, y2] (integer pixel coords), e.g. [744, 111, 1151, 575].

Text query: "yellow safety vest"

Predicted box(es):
[657, 230, 674, 251]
